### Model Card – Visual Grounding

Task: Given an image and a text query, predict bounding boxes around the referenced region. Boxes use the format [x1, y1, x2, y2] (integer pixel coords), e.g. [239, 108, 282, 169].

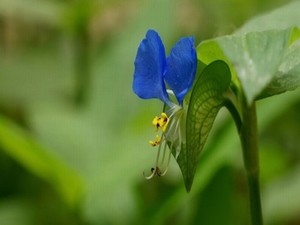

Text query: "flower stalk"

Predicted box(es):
[239, 96, 263, 225]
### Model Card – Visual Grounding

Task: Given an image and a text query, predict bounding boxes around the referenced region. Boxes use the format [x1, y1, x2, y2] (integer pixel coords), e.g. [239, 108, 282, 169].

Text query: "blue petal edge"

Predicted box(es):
[164, 37, 197, 105]
[132, 29, 170, 104]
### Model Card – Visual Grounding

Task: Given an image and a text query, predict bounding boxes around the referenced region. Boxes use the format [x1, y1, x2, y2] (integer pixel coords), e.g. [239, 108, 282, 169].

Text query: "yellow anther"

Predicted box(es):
[149, 135, 161, 147]
[152, 116, 160, 131]
[158, 113, 169, 132]
[149, 140, 157, 146]
[151, 113, 169, 132]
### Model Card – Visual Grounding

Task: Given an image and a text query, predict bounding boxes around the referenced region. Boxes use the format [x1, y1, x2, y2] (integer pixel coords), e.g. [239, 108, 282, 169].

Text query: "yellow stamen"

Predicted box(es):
[158, 113, 169, 132]
[151, 113, 169, 132]
[144, 107, 184, 179]
[149, 140, 156, 146]
[152, 116, 160, 131]
[149, 135, 161, 147]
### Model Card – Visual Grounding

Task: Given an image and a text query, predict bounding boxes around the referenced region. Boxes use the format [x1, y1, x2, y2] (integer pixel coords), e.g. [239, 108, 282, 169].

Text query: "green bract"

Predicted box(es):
[176, 61, 231, 191]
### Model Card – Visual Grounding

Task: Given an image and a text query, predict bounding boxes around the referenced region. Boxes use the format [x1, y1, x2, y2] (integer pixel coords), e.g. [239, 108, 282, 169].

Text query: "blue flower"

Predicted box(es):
[133, 29, 197, 106]
[133, 29, 197, 178]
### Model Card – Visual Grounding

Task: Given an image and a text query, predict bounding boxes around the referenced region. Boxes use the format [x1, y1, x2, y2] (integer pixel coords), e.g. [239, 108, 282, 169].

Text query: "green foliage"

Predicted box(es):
[0, 0, 300, 225]
[181, 1, 300, 222]
[177, 61, 231, 191]
[198, 1, 300, 104]
[0, 115, 83, 208]
[235, 1, 300, 33]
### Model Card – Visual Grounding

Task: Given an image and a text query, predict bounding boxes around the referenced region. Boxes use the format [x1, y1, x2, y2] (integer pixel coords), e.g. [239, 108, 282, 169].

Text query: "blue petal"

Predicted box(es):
[133, 30, 170, 104]
[164, 37, 197, 105]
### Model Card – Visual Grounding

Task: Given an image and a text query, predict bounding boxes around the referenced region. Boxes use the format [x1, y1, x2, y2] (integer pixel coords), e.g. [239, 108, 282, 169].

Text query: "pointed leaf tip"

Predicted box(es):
[176, 60, 231, 191]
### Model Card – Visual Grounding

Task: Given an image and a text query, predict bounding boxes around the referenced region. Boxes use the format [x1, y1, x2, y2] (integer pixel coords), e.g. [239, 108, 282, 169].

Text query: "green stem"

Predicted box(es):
[239, 98, 263, 225]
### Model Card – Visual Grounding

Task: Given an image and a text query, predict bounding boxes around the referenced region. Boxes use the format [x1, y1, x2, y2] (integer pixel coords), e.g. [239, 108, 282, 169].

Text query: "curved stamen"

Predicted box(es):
[143, 166, 163, 179]
[155, 135, 165, 166]
[159, 141, 173, 176]
[144, 107, 185, 179]
[159, 139, 168, 165]
[158, 155, 171, 176]
[143, 135, 168, 179]
[143, 167, 157, 179]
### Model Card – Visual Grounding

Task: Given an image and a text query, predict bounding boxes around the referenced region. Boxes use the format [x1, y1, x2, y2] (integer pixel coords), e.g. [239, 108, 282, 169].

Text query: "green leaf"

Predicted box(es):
[198, 28, 300, 104]
[0, 115, 83, 208]
[149, 90, 300, 224]
[197, 1, 300, 104]
[177, 60, 231, 191]
[260, 39, 300, 98]
[235, 1, 300, 34]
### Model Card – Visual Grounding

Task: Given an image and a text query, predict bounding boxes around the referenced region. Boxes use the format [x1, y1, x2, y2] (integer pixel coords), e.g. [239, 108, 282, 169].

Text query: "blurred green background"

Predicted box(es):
[0, 0, 300, 224]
